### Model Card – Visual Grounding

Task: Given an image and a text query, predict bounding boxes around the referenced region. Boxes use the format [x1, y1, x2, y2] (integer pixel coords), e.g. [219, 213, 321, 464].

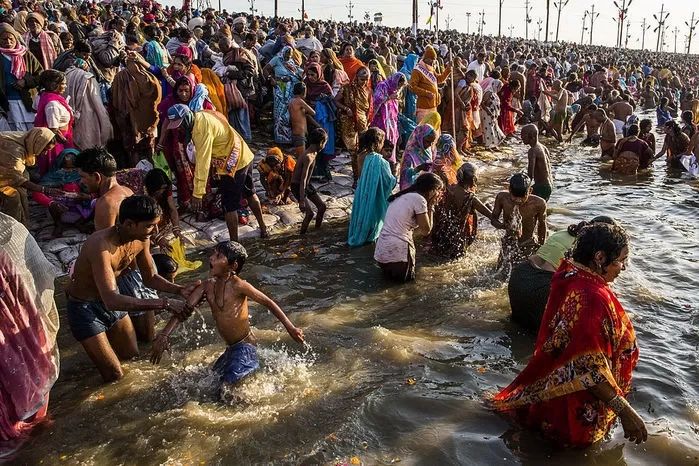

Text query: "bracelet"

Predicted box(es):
[607, 394, 629, 415]
[162, 297, 170, 311]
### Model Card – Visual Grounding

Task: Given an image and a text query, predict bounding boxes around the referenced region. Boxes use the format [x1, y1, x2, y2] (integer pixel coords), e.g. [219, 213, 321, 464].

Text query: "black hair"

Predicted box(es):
[118, 195, 163, 224]
[214, 241, 248, 273]
[640, 118, 652, 130]
[39, 69, 65, 92]
[75, 146, 117, 177]
[308, 127, 328, 146]
[659, 97, 669, 105]
[293, 81, 306, 96]
[571, 223, 629, 269]
[627, 124, 639, 136]
[681, 110, 694, 124]
[74, 40, 92, 54]
[567, 215, 616, 237]
[144, 168, 172, 196]
[358, 127, 386, 152]
[153, 253, 178, 275]
[509, 173, 530, 197]
[388, 172, 443, 202]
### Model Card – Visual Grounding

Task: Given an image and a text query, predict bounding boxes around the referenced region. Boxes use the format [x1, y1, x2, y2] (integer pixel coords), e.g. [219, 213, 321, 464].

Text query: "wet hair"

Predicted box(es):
[626, 124, 640, 137]
[640, 118, 652, 131]
[39, 69, 65, 92]
[571, 223, 629, 269]
[490, 70, 501, 80]
[214, 241, 248, 273]
[308, 127, 328, 146]
[153, 253, 178, 276]
[75, 146, 117, 177]
[456, 163, 477, 188]
[567, 215, 617, 237]
[144, 168, 172, 196]
[388, 172, 444, 202]
[358, 127, 386, 152]
[508, 173, 530, 197]
[659, 97, 668, 106]
[293, 81, 306, 96]
[118, 195, 163, 224]
[74, 40, 92, 54]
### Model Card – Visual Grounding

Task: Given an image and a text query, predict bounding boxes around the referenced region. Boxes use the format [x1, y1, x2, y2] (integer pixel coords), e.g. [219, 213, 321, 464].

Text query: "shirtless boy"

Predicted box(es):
[289, 82, 316, 158]
[522, 124, 554, 201]
[290, 128, 328, 234]
[491, 173, 547, 261]
[67, 196, 195, 382]
[569, 103, 600, 146]
[75, 147, 133, 231]
[151, 241, 304, 398]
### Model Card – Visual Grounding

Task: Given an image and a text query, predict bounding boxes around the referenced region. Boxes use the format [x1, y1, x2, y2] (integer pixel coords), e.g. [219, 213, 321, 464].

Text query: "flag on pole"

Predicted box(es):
[426, 6, 434, 24]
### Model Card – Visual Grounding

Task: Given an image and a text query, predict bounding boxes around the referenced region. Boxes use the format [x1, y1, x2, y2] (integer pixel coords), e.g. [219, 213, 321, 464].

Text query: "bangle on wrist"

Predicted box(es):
[162, 297, 170, 311]
[607, 394, 629, 416]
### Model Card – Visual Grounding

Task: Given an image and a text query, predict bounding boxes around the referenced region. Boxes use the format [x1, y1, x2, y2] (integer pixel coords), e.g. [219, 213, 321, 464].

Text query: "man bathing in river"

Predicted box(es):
[522, 124, 553, 201]
[67, 196, 196, 382]
[491, 173, 547, 265]
[151, 241, 304, 400]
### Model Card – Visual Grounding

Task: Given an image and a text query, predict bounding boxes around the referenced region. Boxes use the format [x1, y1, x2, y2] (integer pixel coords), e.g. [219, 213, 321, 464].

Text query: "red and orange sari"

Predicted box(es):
[493, 260, 639, 447]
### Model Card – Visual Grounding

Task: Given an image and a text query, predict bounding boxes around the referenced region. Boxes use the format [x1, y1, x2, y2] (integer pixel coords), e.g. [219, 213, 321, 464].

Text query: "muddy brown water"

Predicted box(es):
[15, 120, 699, 465]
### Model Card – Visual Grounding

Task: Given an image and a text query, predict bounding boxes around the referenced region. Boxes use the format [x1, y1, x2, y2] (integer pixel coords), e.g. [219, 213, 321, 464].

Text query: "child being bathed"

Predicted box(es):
[151, 241, 305, 396]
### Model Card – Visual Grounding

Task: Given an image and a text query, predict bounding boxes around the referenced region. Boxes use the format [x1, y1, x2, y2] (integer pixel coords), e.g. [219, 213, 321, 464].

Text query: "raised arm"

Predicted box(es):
[239, 280, 304, 344]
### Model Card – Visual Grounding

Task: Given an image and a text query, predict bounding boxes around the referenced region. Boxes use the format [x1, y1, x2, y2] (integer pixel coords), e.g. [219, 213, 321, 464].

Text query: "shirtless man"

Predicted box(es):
[640, 84, 659, 110]
[569, 103, 601, 146]
[289, 82, 316, 158]
[541, 80, 567, 142]
[66, 196, 196, 382]
[522, 124, 553, 201]
[151, 241, 304, 400]
[491, 173, 547, 263]
[594, 109, 618, 160]
[75, 147, 133, 231]
[76, 147, 158, 343]
[608, 97, 634, 135]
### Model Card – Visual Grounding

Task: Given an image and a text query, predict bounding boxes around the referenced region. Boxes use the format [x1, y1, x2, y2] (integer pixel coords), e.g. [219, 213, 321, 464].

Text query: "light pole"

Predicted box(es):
[686, 12, 699, 54]
[553, 0, 569, 42]
[466, 11, 471, 34]
[525, 0, 533, 40]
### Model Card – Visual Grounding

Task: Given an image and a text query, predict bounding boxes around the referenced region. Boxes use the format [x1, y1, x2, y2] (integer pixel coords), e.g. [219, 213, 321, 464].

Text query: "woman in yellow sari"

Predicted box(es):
[336, 66, 373, 183]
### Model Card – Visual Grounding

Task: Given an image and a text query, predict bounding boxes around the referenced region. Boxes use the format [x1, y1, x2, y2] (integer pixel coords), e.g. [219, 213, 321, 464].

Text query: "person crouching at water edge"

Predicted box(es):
[493, 223, 647, 447]
[151, 241, 305, 400]
[374, 173, 444, 282]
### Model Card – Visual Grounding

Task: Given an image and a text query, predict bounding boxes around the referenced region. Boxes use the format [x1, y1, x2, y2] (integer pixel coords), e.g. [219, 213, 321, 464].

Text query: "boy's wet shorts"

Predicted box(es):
[66, 296, 127, 342]
[219, 162, 255, 213]
[212, 341, 260, 385]
[117, 268, 159, 317]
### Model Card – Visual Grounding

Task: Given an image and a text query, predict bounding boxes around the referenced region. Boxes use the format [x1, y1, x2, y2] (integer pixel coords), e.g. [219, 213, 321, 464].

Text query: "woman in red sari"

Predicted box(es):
[498, 79, 523, 137]
[493, 223, 647, 448]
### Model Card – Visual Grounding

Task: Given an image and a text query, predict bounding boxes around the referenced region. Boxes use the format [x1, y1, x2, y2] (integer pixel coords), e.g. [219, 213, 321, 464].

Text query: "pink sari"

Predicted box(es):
[33, 92, 75, 176]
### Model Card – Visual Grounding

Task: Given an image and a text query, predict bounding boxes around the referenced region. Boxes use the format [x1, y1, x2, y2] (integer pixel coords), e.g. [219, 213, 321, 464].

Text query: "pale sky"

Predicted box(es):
[164, 0, 696, 53]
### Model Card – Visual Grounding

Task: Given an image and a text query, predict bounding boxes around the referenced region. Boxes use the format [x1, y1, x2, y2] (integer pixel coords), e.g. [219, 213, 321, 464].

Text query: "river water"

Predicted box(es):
[16, 116, 699, 465]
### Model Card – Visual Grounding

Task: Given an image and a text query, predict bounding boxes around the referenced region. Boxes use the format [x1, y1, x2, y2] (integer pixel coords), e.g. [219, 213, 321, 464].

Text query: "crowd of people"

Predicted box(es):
[2, 0, 699, 458]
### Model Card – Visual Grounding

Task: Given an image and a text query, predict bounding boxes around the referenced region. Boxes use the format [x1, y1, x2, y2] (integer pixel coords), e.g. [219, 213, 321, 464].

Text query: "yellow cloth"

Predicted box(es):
[169, 238, 202, 272]
[419, 111, 442, 132]
[200, 68, 228, 116]
[0, 128, 55, 190]
[192, 111, 253, 199]
[535, 230, 575, 268]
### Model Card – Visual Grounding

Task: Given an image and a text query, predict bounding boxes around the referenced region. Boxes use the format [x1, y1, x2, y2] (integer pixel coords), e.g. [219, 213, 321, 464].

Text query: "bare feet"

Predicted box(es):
[259, 226, 270, 238]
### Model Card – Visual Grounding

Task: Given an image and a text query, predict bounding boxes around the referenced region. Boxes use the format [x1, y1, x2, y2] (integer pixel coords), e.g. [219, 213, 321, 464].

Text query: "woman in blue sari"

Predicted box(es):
[400, 54, 419, 122]
[348, 128, 396, 247]
[263, 46, 302, 144]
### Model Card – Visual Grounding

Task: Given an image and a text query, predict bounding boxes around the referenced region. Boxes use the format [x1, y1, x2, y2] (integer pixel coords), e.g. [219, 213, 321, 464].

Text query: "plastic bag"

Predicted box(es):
[169, 238, 202, 273]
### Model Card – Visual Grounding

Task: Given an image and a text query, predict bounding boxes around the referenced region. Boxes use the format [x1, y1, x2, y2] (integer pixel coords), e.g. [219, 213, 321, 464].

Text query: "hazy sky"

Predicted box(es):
[166, 0, 696, 53]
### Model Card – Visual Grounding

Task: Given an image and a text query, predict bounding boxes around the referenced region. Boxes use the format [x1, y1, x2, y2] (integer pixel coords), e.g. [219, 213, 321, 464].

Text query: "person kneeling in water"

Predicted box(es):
[151, 241, 305, 398]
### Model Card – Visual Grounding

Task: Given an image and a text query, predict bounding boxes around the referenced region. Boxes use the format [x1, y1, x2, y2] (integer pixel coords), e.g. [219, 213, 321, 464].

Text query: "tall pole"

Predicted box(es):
[589, 4, 598, 45]
[537, 17, 543, 41]
[673, 26, 679, 53]
[274, 0, 278, 18]
[301, 0, 305, 25]
[581, 11, 588, 44]
[625, 18, 631, 48]
[554, 0, 569, 42]
[654, 3, 669, 53]
[346, 0, 354, 23]
[641, 17, 649, 50]
[445, 14, 452, 31]
[466, 11, 471, 34]
[687, 12, 699, 55]
[508, 25, 515, 37]
[412, 0, 418, 36]
[525, 0, 533, 40]
[498, 0, 504, 36]
[545, 0, 550, 42]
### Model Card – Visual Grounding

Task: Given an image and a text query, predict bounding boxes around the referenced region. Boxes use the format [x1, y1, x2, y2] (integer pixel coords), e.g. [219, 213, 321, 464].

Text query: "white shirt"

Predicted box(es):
[467, 60, 486, 82]
[44, 100, 72, 129]
[374, 193, 428, 263]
